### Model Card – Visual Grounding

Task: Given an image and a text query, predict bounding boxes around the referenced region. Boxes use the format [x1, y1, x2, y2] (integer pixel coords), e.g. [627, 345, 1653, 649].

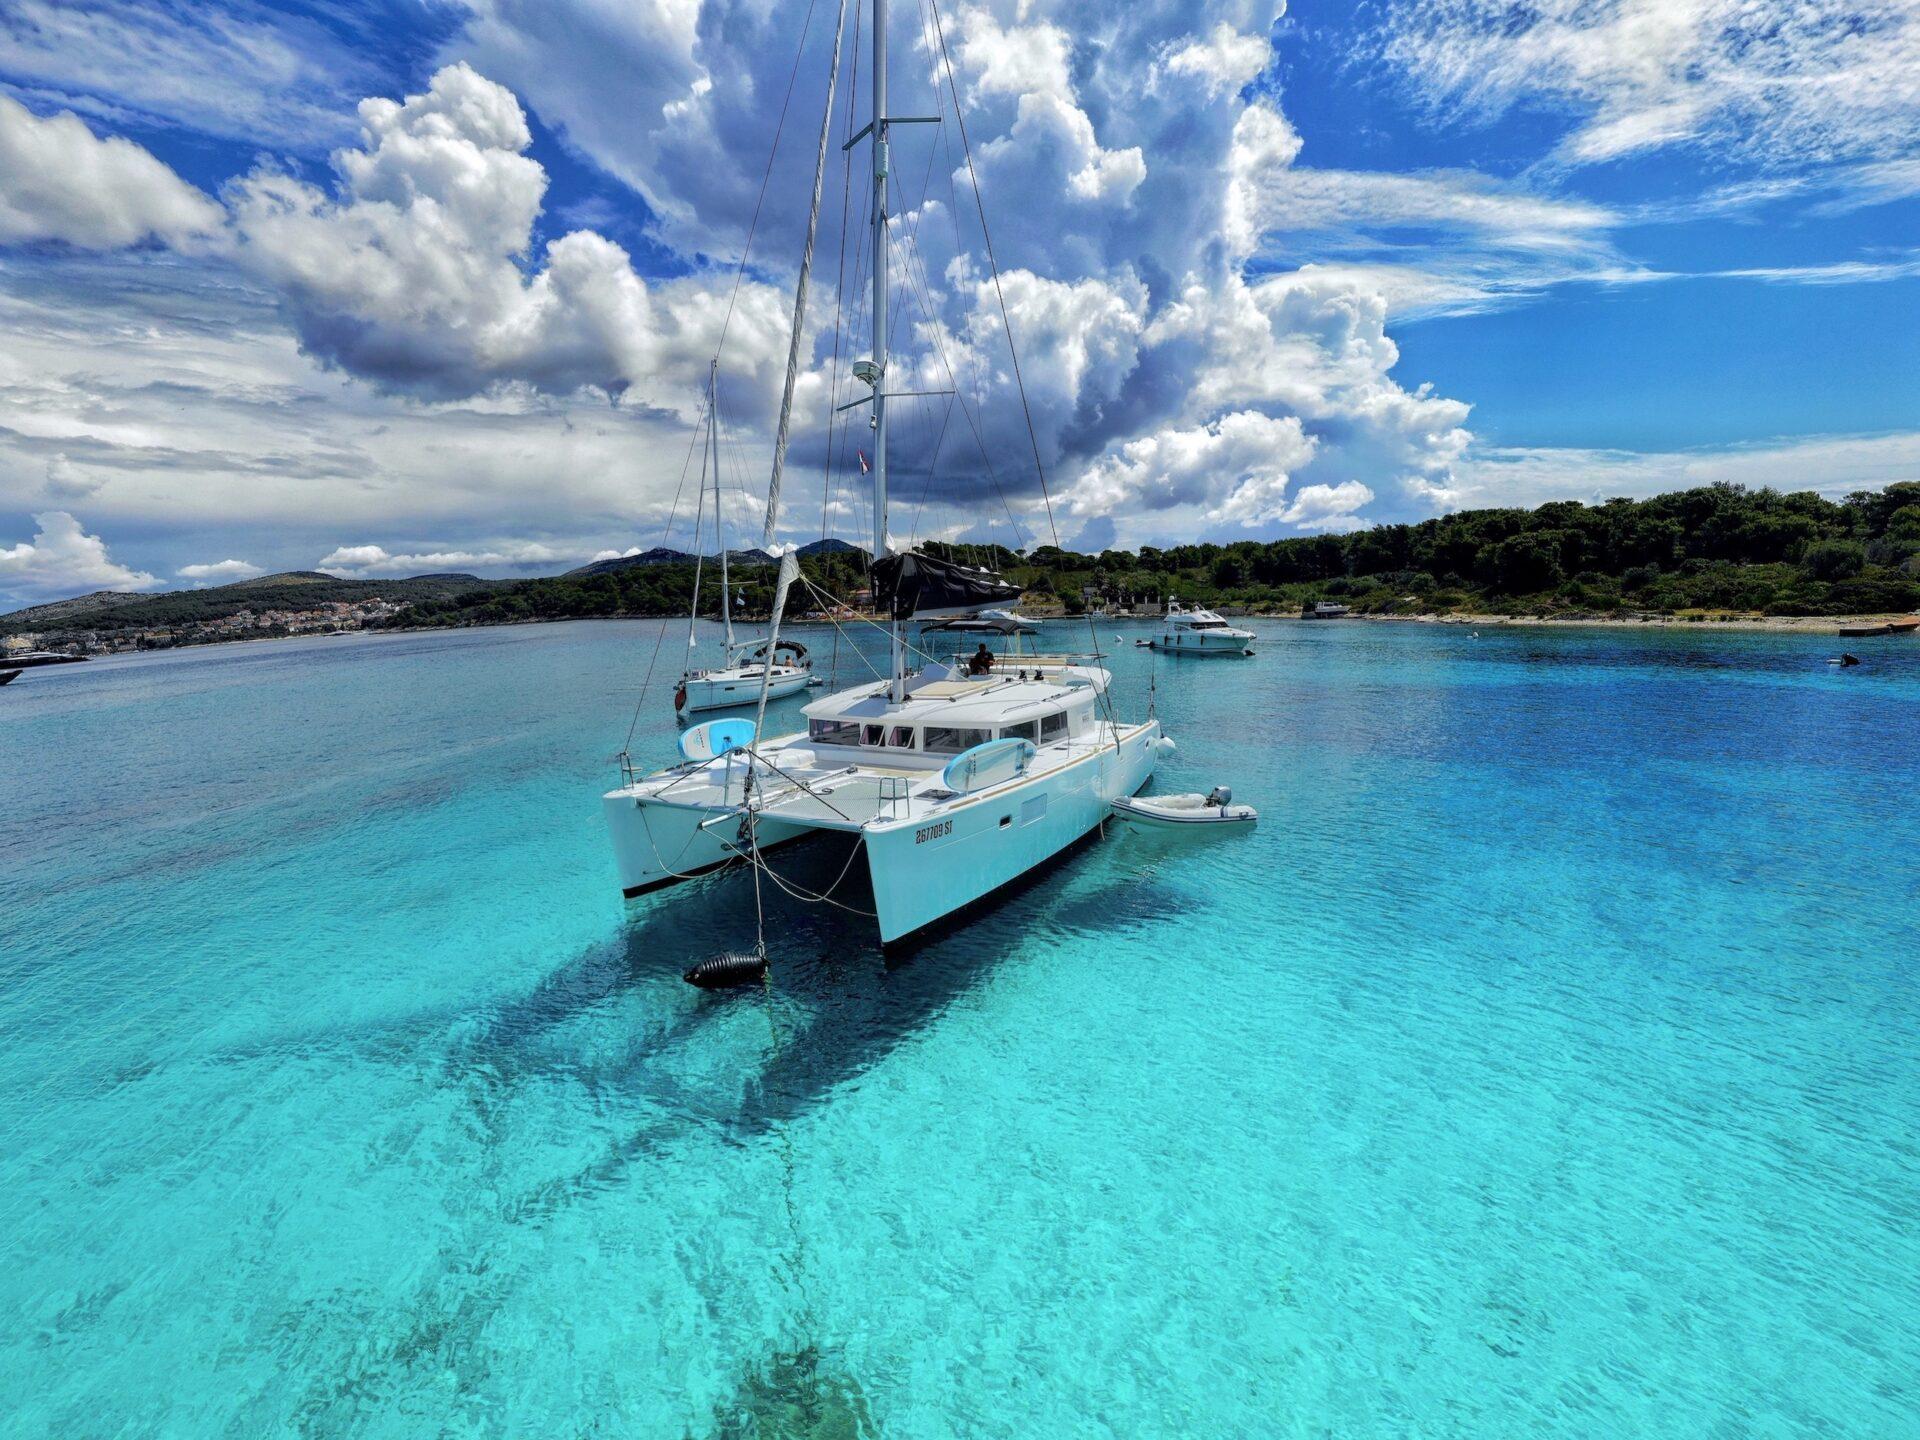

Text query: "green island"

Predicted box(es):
[392, 479, 1920, 627]
[6, 481, 1917, 652]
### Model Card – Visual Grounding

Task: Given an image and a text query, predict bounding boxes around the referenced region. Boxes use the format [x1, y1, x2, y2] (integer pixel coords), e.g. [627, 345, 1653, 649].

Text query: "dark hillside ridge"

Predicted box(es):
[565, 547, 777, 578]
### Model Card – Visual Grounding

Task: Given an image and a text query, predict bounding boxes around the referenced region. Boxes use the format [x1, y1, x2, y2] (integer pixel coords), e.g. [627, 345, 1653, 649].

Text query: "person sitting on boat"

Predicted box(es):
[968, 643, 994, 676]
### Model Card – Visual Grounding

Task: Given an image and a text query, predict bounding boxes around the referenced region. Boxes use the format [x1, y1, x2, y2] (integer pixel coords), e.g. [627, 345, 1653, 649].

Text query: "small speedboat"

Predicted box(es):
[0, 669, 20, 686]
[1112, 787, 1257, 832]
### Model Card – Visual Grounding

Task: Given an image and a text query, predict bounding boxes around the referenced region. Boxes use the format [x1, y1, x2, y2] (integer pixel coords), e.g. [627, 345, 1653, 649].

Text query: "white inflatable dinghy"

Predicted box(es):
[1111, 786, 1257, 832]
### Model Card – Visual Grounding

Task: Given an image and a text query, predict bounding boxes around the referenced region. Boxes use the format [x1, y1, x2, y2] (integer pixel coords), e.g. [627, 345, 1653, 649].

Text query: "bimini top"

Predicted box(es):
[800, 666, 1106, 728]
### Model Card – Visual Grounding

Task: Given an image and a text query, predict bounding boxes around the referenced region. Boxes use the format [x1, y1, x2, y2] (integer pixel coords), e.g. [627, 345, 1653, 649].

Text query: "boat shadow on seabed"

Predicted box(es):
[459, 824, 1186, 1204]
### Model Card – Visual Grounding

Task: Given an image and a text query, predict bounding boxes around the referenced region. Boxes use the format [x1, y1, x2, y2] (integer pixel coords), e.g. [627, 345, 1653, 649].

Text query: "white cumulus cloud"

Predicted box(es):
[1279, 480, 1375, 531]
[0, 94, 222, 248]
[1069, 410, 1317, 525]
[0, 509, 157, 603]
[228, 63, 786, 407]
[318, 538, 586, 577]
[1157, 23, 1273, 99]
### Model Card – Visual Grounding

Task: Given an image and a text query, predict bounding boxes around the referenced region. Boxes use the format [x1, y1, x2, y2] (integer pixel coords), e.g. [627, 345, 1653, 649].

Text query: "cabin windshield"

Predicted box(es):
[809, 719, 861, 746]
[924, 725, 990, 755]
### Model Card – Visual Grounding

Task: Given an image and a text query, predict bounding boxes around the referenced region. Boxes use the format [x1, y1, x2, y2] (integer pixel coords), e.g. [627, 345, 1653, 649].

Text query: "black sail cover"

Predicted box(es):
[871, 550, 1023, 620]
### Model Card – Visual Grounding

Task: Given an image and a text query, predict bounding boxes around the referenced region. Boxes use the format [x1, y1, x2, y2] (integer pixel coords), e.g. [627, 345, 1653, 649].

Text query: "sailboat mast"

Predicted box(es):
[869, 0, 888, 564]
[685, 389, 711, 661]
[711, 361, 734, 652]
[870, 0, 905, 696]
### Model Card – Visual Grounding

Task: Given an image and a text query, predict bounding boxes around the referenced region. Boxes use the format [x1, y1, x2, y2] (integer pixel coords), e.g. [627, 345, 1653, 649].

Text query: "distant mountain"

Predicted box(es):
[564, 547, 777, 579]
[224, 571, 339, 587]
[798, 538, 867, 558]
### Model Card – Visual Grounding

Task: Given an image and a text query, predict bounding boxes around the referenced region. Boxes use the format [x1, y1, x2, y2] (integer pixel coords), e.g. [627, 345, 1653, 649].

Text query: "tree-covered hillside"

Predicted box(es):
[381, 482, 1920, 629]
[1005, 481, 1920, 618]
[13, 483, 1916, 646]
[0, 572, 485, 638]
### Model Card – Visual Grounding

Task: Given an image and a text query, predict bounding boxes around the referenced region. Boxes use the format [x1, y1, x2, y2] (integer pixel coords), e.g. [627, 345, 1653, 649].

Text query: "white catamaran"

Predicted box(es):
[603, 0, 1161, 944]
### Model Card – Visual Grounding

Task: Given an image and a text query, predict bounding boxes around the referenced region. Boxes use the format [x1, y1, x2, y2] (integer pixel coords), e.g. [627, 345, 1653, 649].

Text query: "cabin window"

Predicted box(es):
[885, 725, 916, 749]
[1039, 711, 1068, 744]
[999, 719, 1039, 743]
[809, 719, 862, 746]
[861, 724, 886, 747]
[923, 725, 990, 754]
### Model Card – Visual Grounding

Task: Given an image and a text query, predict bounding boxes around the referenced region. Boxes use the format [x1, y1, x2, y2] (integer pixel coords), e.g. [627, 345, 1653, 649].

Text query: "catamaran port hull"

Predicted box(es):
[863, 721, 1160, 943]
[604, 790, 811, 897]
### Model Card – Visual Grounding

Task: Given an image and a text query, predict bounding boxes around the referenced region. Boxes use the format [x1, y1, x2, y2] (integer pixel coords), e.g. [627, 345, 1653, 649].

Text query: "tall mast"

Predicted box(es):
[711, 361, 734, 652]
[685, 397, 709, 662]
[870, 0, 906, 696]
[870, 0, 888, 566]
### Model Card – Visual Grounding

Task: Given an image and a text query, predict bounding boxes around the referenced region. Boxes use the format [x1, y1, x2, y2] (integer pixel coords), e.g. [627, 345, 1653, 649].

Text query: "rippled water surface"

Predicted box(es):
[4, 619, 1917, 1436]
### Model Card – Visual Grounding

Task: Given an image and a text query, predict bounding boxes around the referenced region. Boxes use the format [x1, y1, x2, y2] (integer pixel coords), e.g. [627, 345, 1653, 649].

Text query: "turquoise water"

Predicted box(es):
[4, 620, 1917, 1436]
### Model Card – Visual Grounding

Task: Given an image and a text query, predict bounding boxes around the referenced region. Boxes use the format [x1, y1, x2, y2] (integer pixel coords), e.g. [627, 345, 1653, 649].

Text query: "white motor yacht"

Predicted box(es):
[1147, 602, 1256, 654]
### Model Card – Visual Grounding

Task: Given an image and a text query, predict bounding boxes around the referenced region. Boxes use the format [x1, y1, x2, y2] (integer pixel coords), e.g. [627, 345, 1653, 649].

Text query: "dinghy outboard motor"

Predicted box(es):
[1206, 785, 1232, 809]
[684, 951, 769, 990]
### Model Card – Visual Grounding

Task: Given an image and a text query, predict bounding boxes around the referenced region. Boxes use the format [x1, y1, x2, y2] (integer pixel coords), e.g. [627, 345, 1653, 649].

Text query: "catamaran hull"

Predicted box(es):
[862, 721, 1161, 944]
[680, 670, 812, 713]
[603, 792, 809, 897]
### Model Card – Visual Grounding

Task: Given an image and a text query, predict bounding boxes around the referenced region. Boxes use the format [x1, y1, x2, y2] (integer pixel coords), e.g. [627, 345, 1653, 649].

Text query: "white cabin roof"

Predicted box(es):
[801, 667, 1105, 726]
[1167, 602, 1225, 622]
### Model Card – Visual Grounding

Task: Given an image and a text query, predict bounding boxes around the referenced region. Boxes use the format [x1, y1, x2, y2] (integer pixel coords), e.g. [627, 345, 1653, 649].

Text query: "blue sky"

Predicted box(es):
[1, 0, 1916, 605]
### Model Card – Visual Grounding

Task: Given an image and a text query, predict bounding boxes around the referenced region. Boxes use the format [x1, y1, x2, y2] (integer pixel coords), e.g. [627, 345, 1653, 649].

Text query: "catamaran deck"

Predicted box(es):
[617, 720, 1146, 833]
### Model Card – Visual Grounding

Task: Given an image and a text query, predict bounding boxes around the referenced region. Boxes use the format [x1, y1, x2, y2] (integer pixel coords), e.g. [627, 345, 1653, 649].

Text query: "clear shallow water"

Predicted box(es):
[3, 619, 1917, 1437]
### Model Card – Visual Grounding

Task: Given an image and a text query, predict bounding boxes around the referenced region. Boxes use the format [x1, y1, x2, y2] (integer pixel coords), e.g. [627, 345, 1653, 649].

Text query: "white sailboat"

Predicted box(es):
[675, 365, 814, 715]
[603, 0, 1161, 944]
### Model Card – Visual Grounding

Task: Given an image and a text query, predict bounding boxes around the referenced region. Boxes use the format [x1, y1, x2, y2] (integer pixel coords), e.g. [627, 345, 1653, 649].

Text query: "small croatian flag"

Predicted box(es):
[857, 450, 870, 474]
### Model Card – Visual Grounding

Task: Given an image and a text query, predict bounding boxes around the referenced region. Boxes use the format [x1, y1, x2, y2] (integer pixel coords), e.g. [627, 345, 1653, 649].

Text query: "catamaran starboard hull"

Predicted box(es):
[863, 721, 1159, 944]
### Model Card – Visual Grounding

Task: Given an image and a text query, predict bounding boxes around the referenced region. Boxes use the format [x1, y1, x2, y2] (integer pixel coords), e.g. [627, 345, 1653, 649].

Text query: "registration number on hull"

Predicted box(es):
[914, 819, 952, 845]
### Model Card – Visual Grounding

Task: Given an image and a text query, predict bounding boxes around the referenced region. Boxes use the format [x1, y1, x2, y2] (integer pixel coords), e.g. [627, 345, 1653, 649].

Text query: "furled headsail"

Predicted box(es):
[871, 550, 1022, 620]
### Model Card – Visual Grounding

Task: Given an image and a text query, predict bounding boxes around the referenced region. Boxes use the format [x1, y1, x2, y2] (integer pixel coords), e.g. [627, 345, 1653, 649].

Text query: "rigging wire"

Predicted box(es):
[621, 394, 712, 753]
[926, 0, 1122, 733]
[713, 0, 825, 363]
